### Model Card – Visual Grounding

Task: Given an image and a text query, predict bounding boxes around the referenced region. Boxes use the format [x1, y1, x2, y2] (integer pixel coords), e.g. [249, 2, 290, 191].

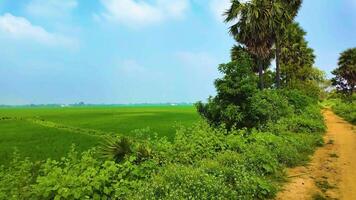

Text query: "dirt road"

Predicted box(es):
[276, 110, 356, 200]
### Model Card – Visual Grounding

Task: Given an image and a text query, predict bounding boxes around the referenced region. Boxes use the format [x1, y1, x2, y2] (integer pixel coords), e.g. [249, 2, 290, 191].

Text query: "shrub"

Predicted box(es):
[248, 90, 294, 127]
[267, 105, 326, 134]
[279, 89, 315, 113]
[332, 98, 356, 124]
[135, 164, 236, 200]
[196, 58, 259, 129]
[0, 153, 38, 200]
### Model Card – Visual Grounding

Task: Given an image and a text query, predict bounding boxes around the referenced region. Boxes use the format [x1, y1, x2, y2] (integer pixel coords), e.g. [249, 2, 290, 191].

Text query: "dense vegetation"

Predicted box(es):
[332, 98, 356, 125]
[0, 99, 325, 199]
[328, 47, 355, 124]
[326, 91, 356, 125]
[331, 48, 356, 95]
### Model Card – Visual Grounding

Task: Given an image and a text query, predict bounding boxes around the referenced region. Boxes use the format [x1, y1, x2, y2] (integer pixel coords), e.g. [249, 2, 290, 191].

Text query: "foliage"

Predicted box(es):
[231, 45, 274, 73]
[331, 97, 356, 124]
[0, 152, 39, 200]
[100, 137, 133, 163]
[226, 0, 302, 88]
[280, 23, 316, 88]
[278, 89, 315, 112]
[248, 89, 294, 127]
[196, 57, 259, 129]
[0, 100, 326, 199]
[331, 48, 356, 95]
[225, 0, 277, 89]
[197, 64, 300, 129]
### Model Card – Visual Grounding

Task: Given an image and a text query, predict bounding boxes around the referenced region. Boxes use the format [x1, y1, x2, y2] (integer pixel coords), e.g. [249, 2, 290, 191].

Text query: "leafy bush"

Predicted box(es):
[135, 164, 237, 200]
[332, 98, 356, 124]
[266, 105, 326, 134]
[196, 57, 259, 129]
[248, 89, 294, 127]
[0, 152, 39, 200]
[279, 89, 315, 113]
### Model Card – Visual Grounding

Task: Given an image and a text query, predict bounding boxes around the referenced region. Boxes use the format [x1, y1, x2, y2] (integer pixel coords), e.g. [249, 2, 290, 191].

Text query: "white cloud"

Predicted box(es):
[0, 13, 77, 48]
[209, 0, 231, 22]
[97, 0, 189, 27]
[26, 0, 78, 18]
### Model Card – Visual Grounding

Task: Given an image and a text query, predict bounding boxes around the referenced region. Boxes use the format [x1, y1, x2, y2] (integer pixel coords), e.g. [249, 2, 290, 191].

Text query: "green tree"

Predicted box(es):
[230, 45, 274, 74]
[231, 45, 275, 89]
[273, 0, 302, 88]
[279, 23, 315, 86]
[196, 52, 259, 129]
[332, 48, 356, 96]
[226, 0, 302, 89]
[225, 0, 275, 89]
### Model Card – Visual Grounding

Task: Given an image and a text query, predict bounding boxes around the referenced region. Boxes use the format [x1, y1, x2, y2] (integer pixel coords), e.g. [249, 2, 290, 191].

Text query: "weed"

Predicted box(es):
[316, 180, 334, 192]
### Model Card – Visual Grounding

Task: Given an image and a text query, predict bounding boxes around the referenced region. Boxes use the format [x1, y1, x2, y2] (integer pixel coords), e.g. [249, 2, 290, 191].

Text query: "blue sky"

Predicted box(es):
[0, 0, 355, 105]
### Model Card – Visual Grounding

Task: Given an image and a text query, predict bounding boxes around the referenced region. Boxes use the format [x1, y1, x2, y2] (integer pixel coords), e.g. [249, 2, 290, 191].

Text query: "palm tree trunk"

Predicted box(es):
[258, 59, 264, 90]
[275, 38, 281, 88]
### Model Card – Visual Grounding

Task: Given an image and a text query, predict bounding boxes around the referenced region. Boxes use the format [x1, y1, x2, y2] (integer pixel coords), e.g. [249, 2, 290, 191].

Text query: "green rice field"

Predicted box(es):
[0, 106, 199, 165]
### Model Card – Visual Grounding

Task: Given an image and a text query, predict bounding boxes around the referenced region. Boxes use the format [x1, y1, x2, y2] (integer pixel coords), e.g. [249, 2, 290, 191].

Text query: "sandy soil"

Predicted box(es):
[276, 110, 356, 200]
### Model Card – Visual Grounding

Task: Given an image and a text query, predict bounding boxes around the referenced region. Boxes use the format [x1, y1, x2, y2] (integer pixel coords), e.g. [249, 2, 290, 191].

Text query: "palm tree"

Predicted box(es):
[332, 48, 356, 95]
[225, 0, 274, 89]
[273, 0, 302, 88]
[231, 45, 274, 74]
[279, 22, 315, 86]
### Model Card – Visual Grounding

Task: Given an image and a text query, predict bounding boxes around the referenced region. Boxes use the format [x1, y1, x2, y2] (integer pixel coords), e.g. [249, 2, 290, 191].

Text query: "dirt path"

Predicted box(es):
[276, 110, 356, 200]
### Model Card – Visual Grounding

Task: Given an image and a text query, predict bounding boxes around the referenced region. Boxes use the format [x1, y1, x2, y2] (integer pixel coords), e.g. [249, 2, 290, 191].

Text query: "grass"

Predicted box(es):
[0, 120, 100, 165]
[0, 106, 199, 165]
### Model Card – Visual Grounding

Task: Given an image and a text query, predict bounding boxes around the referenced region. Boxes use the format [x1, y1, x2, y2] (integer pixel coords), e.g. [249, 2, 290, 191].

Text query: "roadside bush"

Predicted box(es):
[279, 89, 315, 113]
[332, 98, 356, 124]
[266, 105, 326, 134]
[31, 147, 159, 200]
[248, 90, 294, 127]
[135, 164, 236, 200]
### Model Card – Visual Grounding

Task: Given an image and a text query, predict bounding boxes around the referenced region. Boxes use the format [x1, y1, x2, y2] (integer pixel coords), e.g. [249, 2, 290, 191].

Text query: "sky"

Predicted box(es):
[0, 0, 355, 105]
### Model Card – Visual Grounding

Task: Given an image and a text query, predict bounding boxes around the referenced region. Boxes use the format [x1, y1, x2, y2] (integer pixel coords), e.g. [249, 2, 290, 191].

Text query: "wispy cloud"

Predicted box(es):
[0, 13, 78, 48]
[209, 0, 231, 22]
[26, 0, 78, 18]
[96, 0, 189, 27]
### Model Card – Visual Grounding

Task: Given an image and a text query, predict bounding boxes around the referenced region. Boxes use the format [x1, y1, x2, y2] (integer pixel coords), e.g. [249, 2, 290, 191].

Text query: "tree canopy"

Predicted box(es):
[332, 48, 356, 95]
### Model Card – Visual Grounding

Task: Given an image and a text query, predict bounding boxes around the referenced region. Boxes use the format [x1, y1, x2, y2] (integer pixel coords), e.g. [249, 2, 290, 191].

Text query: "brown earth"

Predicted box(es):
[276, 109, 356, 200]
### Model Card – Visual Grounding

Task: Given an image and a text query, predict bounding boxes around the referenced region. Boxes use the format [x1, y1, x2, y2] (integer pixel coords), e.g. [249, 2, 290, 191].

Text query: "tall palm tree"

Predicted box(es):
[273, 0, 302, 88]
[332, 48, 356, 95]
[225, 0, 274, 89]
[231, 45, 274, 74]
[279, 22, 315, 86]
